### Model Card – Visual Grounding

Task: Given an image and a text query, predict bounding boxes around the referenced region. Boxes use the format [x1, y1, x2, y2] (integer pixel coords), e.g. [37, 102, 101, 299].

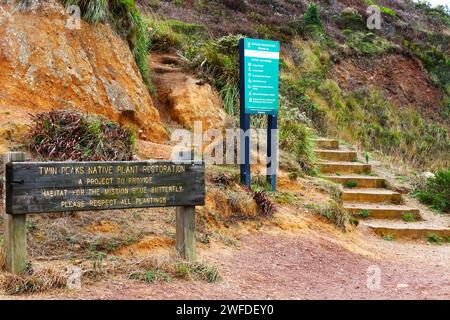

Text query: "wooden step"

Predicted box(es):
[325, 175, 385, 188]
[361, 220, 450, 241]
[314, 139, 339, 150]
[342, 188, 403, 204]
[344, 203, 420, 219]
[318, 161, 371, 174]
[315, 149, 357, 162]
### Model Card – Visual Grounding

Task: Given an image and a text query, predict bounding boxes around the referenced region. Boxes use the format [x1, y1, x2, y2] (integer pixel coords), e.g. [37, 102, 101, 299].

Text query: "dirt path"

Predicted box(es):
[6, 226, 448, 300]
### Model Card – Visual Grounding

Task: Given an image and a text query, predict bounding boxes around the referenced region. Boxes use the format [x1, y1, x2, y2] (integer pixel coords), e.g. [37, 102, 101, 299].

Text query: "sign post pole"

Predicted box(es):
[3, 152, 27, 274]
[239, 38, 280, 191]
[267, 115, 278, 191]
[176, 206, 196, 261]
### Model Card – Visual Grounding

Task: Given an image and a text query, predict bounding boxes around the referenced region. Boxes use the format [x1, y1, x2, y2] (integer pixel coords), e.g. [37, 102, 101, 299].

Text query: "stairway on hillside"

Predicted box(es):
[314, 138, 450, 241]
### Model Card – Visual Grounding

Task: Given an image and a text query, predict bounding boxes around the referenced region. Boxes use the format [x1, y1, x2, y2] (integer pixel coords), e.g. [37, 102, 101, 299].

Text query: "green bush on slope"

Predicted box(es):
[413, 169, 450, 213]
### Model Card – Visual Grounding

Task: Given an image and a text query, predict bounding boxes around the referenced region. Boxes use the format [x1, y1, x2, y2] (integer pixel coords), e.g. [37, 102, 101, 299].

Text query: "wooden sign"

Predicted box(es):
[5, 160, 205, 215]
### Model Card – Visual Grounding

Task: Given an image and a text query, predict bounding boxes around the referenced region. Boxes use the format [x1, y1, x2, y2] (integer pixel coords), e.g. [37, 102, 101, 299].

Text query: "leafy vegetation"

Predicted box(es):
[26, 110, 135, 161]
[365, 0, 397, 17]
[344, 180, 358, 188]
[426, 233, 450, 245]
[314, 82, 450, 170]
[279, 119, 317, 174]
[303, 3, 324, 38]
[413, 169, 450, 213]
[401, 213, 416, 222]
[382, 233, 395, 241]
[357, 210, 370, 218]
[143, 2, 449, 172]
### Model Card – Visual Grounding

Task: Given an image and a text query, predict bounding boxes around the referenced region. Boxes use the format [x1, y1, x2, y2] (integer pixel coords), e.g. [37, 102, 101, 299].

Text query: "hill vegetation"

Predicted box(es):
[139, 0, 449, 170]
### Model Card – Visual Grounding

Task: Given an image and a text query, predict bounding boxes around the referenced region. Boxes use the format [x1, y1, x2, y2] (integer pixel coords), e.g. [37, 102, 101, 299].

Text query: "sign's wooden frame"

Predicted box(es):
[2, 152, 205, 274]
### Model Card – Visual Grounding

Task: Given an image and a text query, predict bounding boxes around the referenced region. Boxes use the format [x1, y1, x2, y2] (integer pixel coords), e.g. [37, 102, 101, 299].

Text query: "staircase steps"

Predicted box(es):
[315, 149, 357, 162]
[344, 203, 421, 219]
[314, 138, 339, 150]
[325, 175, 385, 188]
[318, 161, 371, 174]
[342, 188, 403, 204]
[361, 219, 450, 240]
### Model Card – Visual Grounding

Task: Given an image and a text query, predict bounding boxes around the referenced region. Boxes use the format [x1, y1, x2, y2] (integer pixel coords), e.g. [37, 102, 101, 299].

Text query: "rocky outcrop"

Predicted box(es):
[151, 53, 227, 131]
[0, 1, 168, 153]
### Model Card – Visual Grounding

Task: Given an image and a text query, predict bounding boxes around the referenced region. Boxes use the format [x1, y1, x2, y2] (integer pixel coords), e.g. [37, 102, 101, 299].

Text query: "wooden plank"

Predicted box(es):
[3, 152, 27, 273]
[176, 206, 196, 261]
[5, 160, 205, 214]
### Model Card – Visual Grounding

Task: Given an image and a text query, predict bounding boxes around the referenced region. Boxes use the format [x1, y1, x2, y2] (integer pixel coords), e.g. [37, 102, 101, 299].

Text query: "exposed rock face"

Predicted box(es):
[0, 1, 168, 154]
[151, 53, 227, 131]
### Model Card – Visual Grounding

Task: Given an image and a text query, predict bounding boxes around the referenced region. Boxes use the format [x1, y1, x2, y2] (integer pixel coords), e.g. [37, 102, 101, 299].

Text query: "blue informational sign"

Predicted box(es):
[239, 38, 280, 192]
[241, 38, 280, 115]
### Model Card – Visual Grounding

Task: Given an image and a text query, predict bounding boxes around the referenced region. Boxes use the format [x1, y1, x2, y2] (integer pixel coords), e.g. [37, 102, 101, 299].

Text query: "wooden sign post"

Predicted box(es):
[3, 156, 205, 273]
[3, 152, 27, 273]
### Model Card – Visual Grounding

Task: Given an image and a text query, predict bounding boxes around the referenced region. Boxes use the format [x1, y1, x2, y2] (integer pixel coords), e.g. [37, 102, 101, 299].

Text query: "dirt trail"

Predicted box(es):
[4, 223, 448, 300]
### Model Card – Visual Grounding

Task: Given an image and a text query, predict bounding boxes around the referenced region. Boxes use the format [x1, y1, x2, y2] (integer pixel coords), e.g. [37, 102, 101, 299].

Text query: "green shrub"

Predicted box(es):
[413, 169, 450, 213]
[303, 3, 324, 38]
[26, 110, 135, 161]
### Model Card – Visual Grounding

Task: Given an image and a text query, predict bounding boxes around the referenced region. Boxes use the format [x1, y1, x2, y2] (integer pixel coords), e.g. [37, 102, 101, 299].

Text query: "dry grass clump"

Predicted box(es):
[309, 200, 356, 230]
[0, 267, 66, 295]
[26, 109, 136, 161]
[127, 252, 221, 284]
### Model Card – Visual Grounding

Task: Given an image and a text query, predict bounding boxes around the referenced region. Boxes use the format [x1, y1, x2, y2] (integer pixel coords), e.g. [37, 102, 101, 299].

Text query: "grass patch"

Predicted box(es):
[315, 82, 450, 170]
[0, 267, 66, 295]
[313, 200, 355, 230]
[382, 233, 395, 241]
[426, 233, 449, 245]
[357, 209, 370, 218]
[343, 31, 396, 55]
[183, 34, 242, 116]
[344, 180, 358, 188]
[130, 268, 172, 283]
[401, 213, 416, 222]
[174, 261, 221, 283]
[279, 119, 317, 174]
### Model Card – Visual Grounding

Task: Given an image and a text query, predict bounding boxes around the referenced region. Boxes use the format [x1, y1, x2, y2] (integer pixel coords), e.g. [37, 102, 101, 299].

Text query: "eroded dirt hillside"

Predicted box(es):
[0, 1, 167, 155]
[332, 53, 444, 119]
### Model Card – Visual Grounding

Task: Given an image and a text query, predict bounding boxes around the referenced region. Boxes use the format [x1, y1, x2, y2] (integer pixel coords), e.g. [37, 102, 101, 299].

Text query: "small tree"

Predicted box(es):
[303, 3, 324, 38]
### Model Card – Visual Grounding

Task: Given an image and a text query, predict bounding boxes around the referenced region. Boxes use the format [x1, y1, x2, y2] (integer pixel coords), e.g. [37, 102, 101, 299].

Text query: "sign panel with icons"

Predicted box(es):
[242, 38, 280, 115]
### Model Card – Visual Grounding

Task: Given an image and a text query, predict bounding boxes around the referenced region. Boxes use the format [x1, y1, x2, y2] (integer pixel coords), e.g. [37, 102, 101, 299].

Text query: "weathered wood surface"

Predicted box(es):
[4, 152, 28, 273]
[176, 206, 196, 261]
[5, 160, 205, 214]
